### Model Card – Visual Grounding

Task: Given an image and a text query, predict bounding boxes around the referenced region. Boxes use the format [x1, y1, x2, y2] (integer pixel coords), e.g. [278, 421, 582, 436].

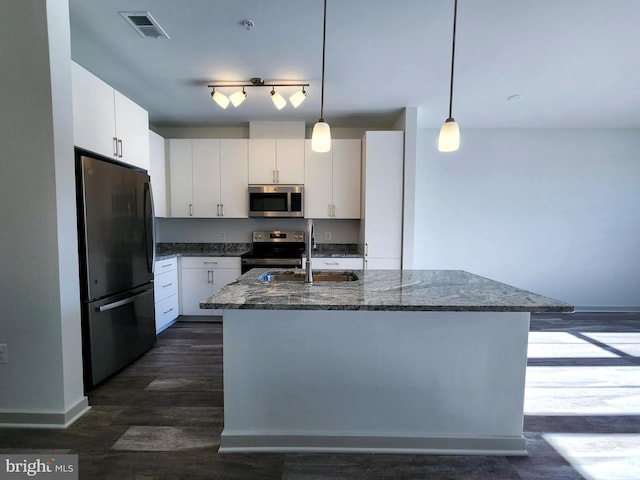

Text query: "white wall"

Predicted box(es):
[0, 0, 88, 425]
[413, 128, 640, 310]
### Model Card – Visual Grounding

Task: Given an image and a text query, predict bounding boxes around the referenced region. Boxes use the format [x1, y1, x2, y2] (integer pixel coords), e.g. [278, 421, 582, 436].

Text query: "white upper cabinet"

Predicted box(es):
[71, 62, 149, 169]
[148, 130, 167, 217]
[304, 139, 361, 219]
[249, 139, 304, 184]
[192, 139, 220, 217]
[168, 139, 193, 217]
[219, 139, 249, 218]
[168, 139, 248, 218]
[360, 131, 404, 269]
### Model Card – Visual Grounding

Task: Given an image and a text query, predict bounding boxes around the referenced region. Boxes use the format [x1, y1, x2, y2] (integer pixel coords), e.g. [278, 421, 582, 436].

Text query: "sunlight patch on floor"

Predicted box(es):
[524, 367, 640, 415]
[544, 433, 640, 480]
[528, 332, 618, 358]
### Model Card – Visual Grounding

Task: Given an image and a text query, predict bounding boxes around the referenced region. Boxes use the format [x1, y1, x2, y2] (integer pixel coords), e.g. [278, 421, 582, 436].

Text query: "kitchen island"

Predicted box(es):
[202, 269, 573, 455]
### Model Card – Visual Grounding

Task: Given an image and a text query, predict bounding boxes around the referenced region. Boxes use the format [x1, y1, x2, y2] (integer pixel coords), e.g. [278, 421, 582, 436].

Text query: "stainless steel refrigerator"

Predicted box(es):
[76, 150, 156, 389]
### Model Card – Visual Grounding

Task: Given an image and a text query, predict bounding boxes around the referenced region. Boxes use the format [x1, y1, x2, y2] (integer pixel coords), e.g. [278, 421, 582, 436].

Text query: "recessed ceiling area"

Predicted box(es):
[68, 0, 640, 129]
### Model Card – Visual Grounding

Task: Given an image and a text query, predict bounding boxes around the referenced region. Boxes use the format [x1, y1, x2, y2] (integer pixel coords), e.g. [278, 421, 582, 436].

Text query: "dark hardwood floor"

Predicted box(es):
[1, 312, 639, 479]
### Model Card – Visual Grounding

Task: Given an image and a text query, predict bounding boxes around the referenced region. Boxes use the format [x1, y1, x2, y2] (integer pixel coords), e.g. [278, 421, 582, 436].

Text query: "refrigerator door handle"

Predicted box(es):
[97, 289, 154, 312]
[144, 182, 156, 274]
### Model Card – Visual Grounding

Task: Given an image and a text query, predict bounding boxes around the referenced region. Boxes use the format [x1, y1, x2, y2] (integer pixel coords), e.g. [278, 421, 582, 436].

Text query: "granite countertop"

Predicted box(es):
[201, 269, 574, 313]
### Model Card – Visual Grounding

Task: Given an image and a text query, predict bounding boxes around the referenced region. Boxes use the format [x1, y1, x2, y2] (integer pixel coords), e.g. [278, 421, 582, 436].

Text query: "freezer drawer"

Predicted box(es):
[82, 284, 156, 388]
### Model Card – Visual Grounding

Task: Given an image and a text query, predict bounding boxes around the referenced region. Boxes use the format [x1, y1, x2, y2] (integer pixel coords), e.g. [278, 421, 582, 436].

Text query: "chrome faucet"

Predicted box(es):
[305, 218, 315, 283]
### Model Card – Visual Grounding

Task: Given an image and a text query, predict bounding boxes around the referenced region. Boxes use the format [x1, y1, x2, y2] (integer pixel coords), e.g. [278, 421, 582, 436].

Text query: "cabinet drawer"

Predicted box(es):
[155, 294, 179, 333]
[155, 256, 178, 274]
[181, 256, 240, 269]
[312, 257, 364, 270]
[154, 269, 178, 302]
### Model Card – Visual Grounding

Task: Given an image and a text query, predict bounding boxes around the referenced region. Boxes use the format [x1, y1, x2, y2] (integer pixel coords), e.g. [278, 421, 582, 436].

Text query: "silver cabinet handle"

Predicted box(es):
[220, 204, 224, 216]
[277, 170, 280, 183]
[207, 270, 213, 284]
[113, 137, 119, 156]
[328, 204, 332, 216]
[162, 283, 173, 288]
[189, 203, 193, 216]
[325, 262, 339, 266]
[163, 307, 174, 315]
[365, 243, 369, 256]
[203, 261, 218, 265]
[216, 203, 220, 216]
[161, 263, 172, 268]
[118, 139, 123, 158]
[272, 170, 276, 183]
[332, 204, 336, 217]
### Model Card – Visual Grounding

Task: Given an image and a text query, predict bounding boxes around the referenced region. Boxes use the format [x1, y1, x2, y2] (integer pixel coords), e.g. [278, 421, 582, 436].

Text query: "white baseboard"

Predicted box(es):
[219, 432, 528, 456]
[0, 397, 90, 429]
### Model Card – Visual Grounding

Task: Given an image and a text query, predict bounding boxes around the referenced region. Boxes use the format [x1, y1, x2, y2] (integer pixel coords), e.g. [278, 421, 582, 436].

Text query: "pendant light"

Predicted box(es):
[312, 0, 331, 153]
[438, 0, 460, 152]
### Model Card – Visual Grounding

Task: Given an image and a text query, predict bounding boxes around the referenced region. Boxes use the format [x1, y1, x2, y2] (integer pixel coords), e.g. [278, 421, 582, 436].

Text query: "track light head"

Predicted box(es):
[229, 88, 247, 107]
[211, 89, 230, 109]
[270, 88, 287, 110]
[289, 87, 307, 108]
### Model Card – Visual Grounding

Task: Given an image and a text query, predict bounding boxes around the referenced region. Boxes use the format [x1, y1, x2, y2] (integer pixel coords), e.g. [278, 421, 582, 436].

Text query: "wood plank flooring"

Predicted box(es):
[1, 312, 639, 479]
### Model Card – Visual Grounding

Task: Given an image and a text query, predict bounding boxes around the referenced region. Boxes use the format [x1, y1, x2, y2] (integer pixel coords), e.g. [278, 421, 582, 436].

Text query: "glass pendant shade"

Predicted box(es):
[311, 120, 331, 153]
[229, 89, 247, 107]
[438, 118, 460, 152]
[271, 90, 287, 110]
[289, 89, 307, 108]
[212, 91, 230, 109]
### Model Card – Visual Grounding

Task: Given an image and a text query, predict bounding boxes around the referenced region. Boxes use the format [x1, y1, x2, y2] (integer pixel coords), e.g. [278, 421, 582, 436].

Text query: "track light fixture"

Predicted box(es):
[208, 78, 309, 110]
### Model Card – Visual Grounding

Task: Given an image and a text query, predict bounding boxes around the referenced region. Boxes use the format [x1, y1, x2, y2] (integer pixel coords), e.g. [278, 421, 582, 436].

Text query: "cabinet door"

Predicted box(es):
[71, 62, 116, 158]
[362, 131, 403, 261]
[192, 139, 220, 217]
[114, 91, 149, 169]
[304, 140, 333, 218]
[332, 139, 361, 219]
[276, 139, 305, 184]
[248, 139, 276, 184]
[220, 139, 249, 218]
[168, 139, 193, 217]
[148, 131, 167, 217]
[180, 268, 217, 316]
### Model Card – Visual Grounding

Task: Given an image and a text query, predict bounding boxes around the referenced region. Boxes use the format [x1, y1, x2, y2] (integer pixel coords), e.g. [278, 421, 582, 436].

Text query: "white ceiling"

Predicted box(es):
[68, 0, 640, 129]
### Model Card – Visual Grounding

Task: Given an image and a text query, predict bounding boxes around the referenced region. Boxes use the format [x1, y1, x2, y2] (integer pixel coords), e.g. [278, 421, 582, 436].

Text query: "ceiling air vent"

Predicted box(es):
[119, 11, 169, 39]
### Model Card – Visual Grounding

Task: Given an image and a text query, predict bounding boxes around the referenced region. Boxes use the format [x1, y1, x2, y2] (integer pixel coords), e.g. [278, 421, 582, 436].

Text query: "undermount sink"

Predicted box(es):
[261, 270, 359, 283]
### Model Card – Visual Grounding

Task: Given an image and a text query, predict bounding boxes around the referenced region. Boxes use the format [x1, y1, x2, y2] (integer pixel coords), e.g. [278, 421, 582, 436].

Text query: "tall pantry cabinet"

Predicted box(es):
[360, 131, 404, 269]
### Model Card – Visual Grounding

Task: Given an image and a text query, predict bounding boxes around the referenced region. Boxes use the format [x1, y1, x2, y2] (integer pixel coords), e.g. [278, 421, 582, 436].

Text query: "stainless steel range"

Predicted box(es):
[241, 230, 306, 274]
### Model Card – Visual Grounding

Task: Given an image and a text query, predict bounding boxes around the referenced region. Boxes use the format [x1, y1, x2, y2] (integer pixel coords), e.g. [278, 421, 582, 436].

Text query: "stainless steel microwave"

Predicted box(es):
[248, 185, 304, 218]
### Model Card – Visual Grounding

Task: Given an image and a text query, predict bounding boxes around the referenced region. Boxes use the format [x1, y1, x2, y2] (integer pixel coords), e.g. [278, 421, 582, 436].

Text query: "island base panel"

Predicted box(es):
[222, 309, 531, 455]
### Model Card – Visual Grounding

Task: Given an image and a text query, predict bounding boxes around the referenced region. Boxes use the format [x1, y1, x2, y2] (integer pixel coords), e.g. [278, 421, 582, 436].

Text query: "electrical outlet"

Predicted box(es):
[0, 344, 7, 364]
[220, 232, 226, 240]
[325, 232, 332, 241]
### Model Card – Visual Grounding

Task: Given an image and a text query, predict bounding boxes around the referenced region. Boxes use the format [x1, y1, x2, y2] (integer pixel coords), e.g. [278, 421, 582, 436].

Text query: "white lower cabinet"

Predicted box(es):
[311, 257, 364, 270]
[180, 257, 241, 316]
[154, 257, 179, 333]
[302, 257, 364, 271]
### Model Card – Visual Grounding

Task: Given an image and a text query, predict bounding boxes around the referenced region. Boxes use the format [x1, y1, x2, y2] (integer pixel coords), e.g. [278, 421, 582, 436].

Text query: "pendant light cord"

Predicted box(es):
[319, 0, 327, 121]
[448, 0, 458, 119]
